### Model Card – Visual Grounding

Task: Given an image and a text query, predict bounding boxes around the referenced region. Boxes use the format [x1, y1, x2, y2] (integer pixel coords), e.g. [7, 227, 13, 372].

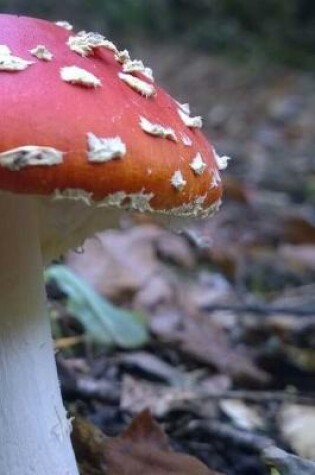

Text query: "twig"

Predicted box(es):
[202, 303, 315, 317]
[178, 420, 273, 453]
[199, 389, 315, 405]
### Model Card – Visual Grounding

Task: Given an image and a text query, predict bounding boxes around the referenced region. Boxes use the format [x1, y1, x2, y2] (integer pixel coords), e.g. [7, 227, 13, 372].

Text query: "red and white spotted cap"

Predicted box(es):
[0, 15, 231, 256]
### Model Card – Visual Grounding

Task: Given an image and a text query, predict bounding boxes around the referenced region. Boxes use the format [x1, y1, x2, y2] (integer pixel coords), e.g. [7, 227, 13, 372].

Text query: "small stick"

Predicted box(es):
[202, 303, 315, 317]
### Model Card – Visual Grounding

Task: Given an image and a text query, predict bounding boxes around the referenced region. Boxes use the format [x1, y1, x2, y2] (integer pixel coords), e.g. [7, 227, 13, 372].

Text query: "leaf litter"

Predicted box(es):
[46, 44, 315, 475]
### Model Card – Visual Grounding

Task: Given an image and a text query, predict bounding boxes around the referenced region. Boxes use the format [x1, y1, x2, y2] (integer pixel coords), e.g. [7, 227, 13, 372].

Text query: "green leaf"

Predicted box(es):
[45, 265, 149, 349]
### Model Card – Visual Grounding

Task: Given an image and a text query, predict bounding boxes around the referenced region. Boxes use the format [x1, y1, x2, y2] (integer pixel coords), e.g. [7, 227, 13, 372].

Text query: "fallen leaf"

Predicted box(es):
[183, 271, 231, 310]
[222, 175, 252, 203]
[282, 214, 315, 244]
[46, 265, 149, 349]
[120, 375, 195, 417]
[155, 231, 196, 268]
[67, 225, 163, 301]
[104, 410, 223, 475]
[133, 274, 175, 311]
[176, 317, 269, 386]
[279, 404, 315, 460]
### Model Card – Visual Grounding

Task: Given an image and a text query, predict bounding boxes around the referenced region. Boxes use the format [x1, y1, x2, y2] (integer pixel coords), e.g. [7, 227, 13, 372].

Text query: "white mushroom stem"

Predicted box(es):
[0, 192, 79, 475]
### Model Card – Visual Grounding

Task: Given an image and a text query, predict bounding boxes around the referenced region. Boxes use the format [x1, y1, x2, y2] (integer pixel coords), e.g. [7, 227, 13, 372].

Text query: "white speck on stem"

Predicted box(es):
[51, 406, 74, 443]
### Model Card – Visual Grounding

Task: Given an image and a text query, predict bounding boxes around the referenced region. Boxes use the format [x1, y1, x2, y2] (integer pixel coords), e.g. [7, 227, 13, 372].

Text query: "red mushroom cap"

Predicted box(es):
[0, 14, 223, 218]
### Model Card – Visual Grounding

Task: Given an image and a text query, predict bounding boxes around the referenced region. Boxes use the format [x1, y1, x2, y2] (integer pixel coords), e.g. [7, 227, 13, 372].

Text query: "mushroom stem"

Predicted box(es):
[0, 192, 79, 475]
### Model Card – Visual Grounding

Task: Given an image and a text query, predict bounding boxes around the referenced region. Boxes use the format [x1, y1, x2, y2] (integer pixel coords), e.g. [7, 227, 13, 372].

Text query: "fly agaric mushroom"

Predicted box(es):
[0, 14, 228, 475]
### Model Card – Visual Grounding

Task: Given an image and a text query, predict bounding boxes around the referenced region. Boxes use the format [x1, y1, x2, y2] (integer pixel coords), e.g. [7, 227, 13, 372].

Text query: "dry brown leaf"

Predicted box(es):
[282, 215, 315, 244]
[177, 317, 269, 386]
[105, 410, 223, 475]
[133, 274, 175, 310]
[183, 272, 231, 310]
[149, 306, 269, 386]
[67, 224, 196, 305]
[155, 231, 196, 268]
[222, 175, 252, 203]
[120, 375, 196, 417]
[72, 403, 224, 474]
[67, 225, 163, 301]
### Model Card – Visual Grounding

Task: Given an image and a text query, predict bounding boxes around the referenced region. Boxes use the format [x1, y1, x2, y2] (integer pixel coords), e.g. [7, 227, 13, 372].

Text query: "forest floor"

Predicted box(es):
[48, 43, 315, 475]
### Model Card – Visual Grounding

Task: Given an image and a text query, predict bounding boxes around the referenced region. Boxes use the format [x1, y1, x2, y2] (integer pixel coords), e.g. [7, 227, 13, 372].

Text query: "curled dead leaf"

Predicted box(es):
[105, 410, 223, 475]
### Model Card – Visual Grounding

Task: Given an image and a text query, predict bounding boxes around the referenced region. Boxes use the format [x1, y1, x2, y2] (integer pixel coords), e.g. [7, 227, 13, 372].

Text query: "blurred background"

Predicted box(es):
[3, 2, 315, 475]
[2, 0, 315, 67]
[0, 0, 315, 66]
